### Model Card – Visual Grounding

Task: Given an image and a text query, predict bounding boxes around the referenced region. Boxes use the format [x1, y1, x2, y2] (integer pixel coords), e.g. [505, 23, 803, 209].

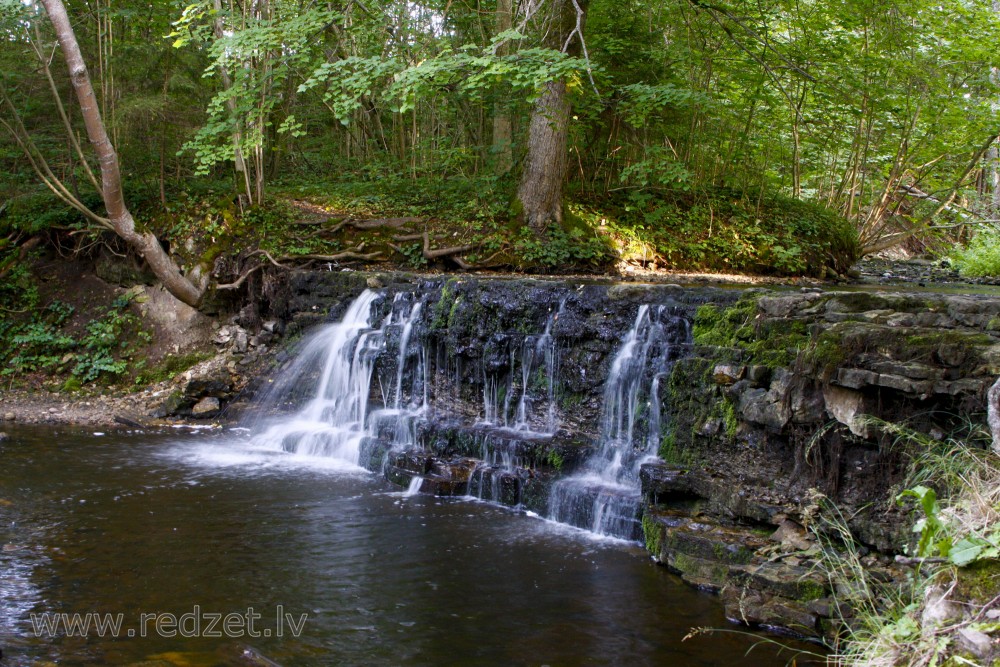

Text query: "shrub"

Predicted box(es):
[950, 225, 1000, 277]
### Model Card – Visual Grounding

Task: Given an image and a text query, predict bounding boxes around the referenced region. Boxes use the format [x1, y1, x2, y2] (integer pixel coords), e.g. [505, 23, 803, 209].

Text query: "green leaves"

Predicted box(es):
[298, 44, 589, 127]
[898, 486, 951, 559]
[898, 485, 1000, 567]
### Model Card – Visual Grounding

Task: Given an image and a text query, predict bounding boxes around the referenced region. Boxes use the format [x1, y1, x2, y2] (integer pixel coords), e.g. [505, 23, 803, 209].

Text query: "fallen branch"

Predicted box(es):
[350, 217, 422, 230]
[249, 249, 290, 269]
[421, 231, 478, 260]
[288, 251, 383, 262]
[894, 555, 949, 566]
[325, 218, 349, 234]
[216, 263, 264, 290]
[394, 232, 446, 242]
[0, 235, 42, 281]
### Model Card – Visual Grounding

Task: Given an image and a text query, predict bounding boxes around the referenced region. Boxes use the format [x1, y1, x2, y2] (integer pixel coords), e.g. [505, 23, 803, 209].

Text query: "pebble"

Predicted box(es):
[2, 412, 13, 421]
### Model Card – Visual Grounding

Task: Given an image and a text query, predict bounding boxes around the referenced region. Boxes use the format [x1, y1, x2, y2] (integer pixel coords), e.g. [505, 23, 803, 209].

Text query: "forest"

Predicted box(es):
[2, 0, 999, 308]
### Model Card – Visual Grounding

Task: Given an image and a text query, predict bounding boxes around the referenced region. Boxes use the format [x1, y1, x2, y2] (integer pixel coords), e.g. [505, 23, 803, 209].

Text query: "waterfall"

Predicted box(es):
[479, 300, 563, 435]
[250, 290, 426, 466]
[244, 281, 691, 538]
[546, 305, 688, 540]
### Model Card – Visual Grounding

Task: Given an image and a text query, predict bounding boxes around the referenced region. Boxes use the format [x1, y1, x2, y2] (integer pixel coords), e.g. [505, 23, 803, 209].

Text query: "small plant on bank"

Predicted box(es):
[0, 294, 148, 386]
[950, 224, 1000, 277]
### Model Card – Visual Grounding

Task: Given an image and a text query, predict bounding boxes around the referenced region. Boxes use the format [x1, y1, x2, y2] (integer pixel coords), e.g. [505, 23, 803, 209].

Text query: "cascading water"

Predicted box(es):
[546, 305, 690, 540]
[250, 290, 382, 463]
[479, 300, 563, 435]
[245, 282, 691, 539]
[251, 290, 427, 466]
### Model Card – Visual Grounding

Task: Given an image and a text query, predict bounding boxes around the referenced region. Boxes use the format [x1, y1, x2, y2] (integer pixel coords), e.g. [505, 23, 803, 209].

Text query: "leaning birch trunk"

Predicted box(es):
[40, 0, 206, 308]
[988, 376, 1000, 455]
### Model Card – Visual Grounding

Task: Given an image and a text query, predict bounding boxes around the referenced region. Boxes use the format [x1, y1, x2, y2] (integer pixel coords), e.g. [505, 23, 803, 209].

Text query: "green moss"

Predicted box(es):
[796, 579, 826, 602]
[658, 429, 678, 461]
[134, 351, 213, 386]
[429, 279, 459, 331]
[542, 448, 565, 471]
[61, 376, 83, 392]
[955, 559, 1000, 603]
[692, 299, 758, 348]
[643, 512, 663, 557]
[721, 399, 739, 439]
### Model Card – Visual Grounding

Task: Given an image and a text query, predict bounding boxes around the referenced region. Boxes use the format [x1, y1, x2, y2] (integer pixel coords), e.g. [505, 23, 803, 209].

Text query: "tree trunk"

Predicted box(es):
[514, 0, 587, 234]
[988, 376, 1000, 456]
[516, 80, 571, 233]
[40, 0, 206, 308]
[491, 0, 514, 173]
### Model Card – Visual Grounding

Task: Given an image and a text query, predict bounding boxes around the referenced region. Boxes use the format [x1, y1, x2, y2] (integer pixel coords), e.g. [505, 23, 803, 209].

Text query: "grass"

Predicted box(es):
[951, 225, 1000, 277]
[807, 420, 1000, 666]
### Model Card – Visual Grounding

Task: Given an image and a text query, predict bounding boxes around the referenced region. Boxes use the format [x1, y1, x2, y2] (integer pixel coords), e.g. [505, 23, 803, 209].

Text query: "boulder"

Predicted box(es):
[191, 397, 221, 417]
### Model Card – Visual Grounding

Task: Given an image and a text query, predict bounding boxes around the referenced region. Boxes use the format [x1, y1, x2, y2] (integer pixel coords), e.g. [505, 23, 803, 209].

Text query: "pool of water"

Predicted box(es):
[0, 426, 821, 666]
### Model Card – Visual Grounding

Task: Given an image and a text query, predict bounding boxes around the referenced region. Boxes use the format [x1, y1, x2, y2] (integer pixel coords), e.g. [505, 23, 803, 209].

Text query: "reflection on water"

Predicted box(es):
[0, 426, 821, 666]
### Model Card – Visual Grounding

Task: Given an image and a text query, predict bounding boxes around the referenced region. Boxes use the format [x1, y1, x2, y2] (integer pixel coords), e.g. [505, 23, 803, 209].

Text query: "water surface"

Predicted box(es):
[0, 426, 819, 666]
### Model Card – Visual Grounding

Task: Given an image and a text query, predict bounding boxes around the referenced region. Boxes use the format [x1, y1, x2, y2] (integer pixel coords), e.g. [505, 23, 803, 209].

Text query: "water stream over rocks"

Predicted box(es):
[245, 285, 693, 542]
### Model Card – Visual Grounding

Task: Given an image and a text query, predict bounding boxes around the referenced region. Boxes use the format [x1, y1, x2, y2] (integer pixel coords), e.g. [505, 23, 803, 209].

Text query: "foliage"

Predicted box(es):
[0, 294, 147, 385]
[512, 223, 614, 269]
[950, 225, 1000, 277]
[897, 486, 952, 561]
[602, 187, 859, 276]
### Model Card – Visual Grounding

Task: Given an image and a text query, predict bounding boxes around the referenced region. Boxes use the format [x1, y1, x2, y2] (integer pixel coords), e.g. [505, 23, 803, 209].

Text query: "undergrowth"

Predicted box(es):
[812, 419, 1000, 666]
[0, 294, 148, 388]
[950, 225, 1000, 277]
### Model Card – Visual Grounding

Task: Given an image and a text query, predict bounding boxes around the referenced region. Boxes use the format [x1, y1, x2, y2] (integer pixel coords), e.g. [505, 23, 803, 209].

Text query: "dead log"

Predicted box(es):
[289, 251, 384, 262]
[350, 217, 422, 230]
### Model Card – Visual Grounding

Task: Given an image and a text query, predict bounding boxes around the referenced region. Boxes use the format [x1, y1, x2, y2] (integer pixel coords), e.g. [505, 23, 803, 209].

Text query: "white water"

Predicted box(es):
[547, 305, 686, 540]
[251, 290, 426, 466]
[244, 288, 689, 542]
[480, 300, 564, 435]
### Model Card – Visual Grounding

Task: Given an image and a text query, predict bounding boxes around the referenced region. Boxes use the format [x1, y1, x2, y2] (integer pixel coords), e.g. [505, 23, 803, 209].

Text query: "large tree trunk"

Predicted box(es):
[491, 0, 514, 174]
[40, 0, 206, 308]
[514, 0, 587, 234]
[516, 81, 571, 233]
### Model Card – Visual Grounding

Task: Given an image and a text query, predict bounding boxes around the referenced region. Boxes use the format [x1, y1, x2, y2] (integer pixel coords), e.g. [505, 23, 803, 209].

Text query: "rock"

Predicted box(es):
[790, 385, 825, 423]
[770, 519, 813, 551]
[212, 326, 234, 345]
[0, 432, 7, 442]
[184, 374, 231, 399]
[152, 392, 190, 418]
[2, 412, 14, 421]
[262, 320, 281, 334]
[234, 330, 249, 353]
[712, 364, 745, 385]
[640, 463, 700, 501]
[191, 397, 221, 417]
[739, 388, 790, 430]
[745, 365, 771, 387]
[823, 384, 868, 437]
[956, 627, 994, 660]
[921, 585, 960, 630]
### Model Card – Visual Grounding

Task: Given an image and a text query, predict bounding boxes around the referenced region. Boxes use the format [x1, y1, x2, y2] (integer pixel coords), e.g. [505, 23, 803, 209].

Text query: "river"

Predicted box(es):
[0, 425, 822, 666]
